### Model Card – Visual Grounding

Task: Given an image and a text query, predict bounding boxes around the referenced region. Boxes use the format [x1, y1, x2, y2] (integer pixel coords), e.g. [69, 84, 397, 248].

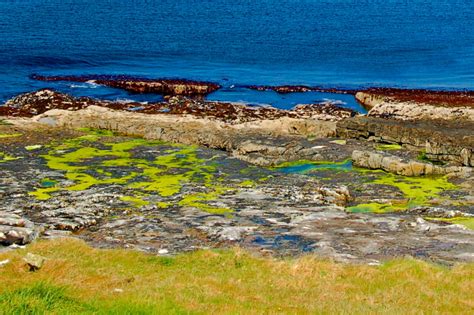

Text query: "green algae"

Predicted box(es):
[375, 143, 402, 151]
[0, 152, 20, 163]
[273, 159, 461, 215]
[417, 151, 445, 166]
[330, 139, 347, 145]
[347, 172, 458, 213]
[29, 130, 240, 214]
[425, 217, 474, 230]
[239, 180, 256, 188]
[0, 133, 22, 139]
[29, 179, 60, 200]
[120, 196, 151, 207]
[0, 119, 13, 126]
[25, 145, 43, 151]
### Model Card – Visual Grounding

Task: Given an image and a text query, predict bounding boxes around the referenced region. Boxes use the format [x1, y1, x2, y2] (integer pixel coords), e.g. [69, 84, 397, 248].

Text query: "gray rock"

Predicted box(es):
[23, 253, 46, 271]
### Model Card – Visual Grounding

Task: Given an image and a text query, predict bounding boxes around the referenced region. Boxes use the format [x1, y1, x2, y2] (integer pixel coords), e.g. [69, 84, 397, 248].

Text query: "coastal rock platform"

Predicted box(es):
[0, 124, 473, 264]
[1, 88, 473, 264]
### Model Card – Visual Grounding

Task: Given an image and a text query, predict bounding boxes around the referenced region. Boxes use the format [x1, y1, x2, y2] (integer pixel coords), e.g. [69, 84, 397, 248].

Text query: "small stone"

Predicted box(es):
[23, 253, 46, 271]
[0, 259, 10, 267]
[113, 288, 124, 293]
[158, 249, 169, 255]
[9, 244, 25, 249]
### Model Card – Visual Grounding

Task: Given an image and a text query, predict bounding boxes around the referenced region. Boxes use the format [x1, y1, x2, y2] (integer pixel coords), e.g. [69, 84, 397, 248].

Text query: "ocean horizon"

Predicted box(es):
[1, 0, 473, 108]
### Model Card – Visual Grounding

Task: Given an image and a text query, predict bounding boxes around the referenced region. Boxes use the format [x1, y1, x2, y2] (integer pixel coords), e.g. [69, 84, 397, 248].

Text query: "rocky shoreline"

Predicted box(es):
[1, 83, 473, 264]
[31, 74, 221, 97]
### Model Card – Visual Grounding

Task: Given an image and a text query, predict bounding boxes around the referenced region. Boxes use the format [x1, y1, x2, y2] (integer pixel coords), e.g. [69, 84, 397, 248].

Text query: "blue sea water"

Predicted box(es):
[1, 0, 473, 110]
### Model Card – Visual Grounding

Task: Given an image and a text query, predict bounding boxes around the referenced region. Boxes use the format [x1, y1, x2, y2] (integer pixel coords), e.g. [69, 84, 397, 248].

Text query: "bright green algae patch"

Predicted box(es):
[273, 159, 460, 214]
[29, 130, 235, 214]
[0, 151, 21, 163]
[346, 171, 458, 213]
[425, 217, 474, 230]
[0, 133, 22, 139]
[375, 143, 402, 151]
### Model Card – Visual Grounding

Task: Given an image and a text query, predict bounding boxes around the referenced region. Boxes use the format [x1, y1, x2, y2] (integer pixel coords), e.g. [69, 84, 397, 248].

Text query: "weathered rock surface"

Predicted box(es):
[1, 88, 474, 264]
[352, 150, 472, 177]
[337, 116, 474, 167]
[31, 75, 221, 97]
[29, 105, 342, 166]
[355, 90, 474, 121]
[0, 125, 473, 263]
[0, 212, 39, 246]
[23, 253, 46, 271]
[356, 88, 474, 109]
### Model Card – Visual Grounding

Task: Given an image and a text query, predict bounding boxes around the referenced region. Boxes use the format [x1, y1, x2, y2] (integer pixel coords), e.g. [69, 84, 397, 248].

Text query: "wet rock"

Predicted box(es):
[23, 253, 46, 271]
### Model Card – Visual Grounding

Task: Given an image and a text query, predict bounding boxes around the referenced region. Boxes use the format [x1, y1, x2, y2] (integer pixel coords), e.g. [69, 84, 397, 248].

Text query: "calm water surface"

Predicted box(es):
[1, 0, 473, 109]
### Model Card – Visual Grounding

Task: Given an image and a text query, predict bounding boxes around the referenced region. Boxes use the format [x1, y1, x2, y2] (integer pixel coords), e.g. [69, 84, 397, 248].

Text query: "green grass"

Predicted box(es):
[0, 282, 186, 314]
[1, 239, 473, 314]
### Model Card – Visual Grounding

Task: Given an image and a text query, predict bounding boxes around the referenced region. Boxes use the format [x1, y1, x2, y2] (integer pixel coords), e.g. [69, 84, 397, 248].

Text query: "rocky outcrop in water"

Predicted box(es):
[31, 74, 221, 97]
[356, 88, 474, 109]
[356, 89, 474, 121]
[1, 89, 356, 122]
[247, 85, 356, 94]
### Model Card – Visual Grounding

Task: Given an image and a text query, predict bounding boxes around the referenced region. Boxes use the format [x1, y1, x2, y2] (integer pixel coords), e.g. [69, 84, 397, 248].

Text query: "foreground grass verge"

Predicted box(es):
[0, 239, 473, 314]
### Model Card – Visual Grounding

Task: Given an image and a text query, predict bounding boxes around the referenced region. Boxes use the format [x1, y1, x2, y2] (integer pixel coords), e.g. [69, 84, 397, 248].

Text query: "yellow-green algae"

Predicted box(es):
[0, 152, 21, 163]
[25, 145, 43, 151]
[330, 139, 347, 145]
[0, 133, 22, 139]
[29, 130, 237, 214]
[425, 217, 474, 230]
[273, 159, 461, 217]
[375, 143, 402, 151]
[347, 171, 458, 213]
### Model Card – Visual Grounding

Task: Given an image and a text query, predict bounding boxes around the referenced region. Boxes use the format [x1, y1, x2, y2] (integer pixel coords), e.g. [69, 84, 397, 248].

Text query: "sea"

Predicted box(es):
[1, 0, 473, 112]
